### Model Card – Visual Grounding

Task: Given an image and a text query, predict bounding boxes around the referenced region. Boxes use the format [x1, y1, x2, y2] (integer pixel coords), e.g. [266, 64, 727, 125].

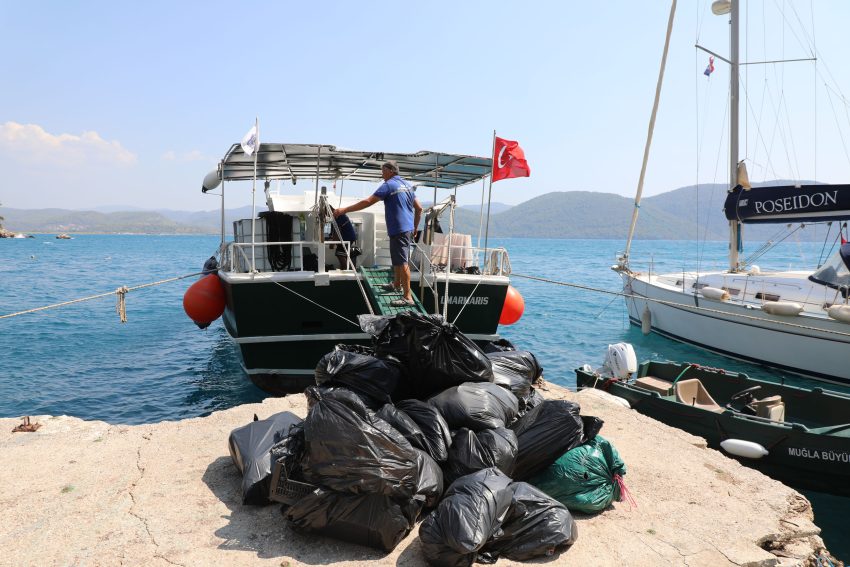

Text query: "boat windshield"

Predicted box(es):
[809, 246, 850, 293]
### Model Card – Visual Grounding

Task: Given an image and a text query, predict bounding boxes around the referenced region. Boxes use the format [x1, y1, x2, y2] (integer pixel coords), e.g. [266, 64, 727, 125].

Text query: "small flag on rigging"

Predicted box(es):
[704, 56, 715, 77]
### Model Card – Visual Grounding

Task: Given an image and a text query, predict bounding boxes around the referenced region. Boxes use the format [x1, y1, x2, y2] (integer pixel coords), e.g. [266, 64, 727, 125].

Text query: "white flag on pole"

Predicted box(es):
[241, 124, 258, 156]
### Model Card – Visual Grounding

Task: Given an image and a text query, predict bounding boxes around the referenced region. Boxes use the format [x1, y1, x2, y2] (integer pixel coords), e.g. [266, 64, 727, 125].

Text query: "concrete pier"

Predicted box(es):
[0, 383, 838, 566]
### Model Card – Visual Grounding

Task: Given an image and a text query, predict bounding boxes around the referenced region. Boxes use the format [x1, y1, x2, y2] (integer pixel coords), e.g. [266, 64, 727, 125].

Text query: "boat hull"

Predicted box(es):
[576, 364, 850, 495]
[220, 271, 508, 395]
[622, 272, 850, 385]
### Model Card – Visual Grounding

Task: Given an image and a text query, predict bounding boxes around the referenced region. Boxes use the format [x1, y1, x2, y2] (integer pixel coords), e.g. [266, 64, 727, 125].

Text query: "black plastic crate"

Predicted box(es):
[269, 460, 317, 505]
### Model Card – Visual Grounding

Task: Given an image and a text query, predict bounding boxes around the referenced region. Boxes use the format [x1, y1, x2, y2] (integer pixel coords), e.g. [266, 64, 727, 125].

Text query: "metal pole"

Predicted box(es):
[220, 179, 225, 252]
[728, 0, 741, 272]
[443, 191, 456, 319]
[622, 0, 676, 267]
[250, 117, 259, 273]
[313, 146, 322, 205]
[483, 130, 497, 270]
[476, 177, 486, 253]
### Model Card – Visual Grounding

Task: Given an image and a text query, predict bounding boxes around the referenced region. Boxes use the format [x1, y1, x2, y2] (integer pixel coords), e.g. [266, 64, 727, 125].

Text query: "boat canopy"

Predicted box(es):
[724, 183, 850, 224]
[204, 143, 492, 191]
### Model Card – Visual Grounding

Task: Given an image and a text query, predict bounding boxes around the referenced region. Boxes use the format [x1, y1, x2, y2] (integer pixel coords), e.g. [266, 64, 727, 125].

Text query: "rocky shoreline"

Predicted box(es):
[0, 383, 840, 566]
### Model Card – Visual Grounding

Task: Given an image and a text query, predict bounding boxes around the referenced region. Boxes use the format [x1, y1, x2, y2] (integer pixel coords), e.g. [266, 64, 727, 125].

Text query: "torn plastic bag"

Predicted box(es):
[269, 423, 305, 481]
[334, 343, 376, 356]
[362, 312, 493, 398]
[487, 350, 543, 384]
[300, 386, 418, 499]
[314, 347, 400, 405]
[285, 487, 422, 552]
[377, 404, 429, 454]
[511, 400, 602, 480]
[479, 482, 578, 562]
[419, 468, 514, 567]
[429, 382, 519, 432]
[482, 338, 516, 353]
[396, 399, 452, 462]
[528, 435, 626, 513]
[444, 427, 518, 485]
[227, 411, 302, 505]
[517, 387, 545, 418]
[414, 448, 444, 508]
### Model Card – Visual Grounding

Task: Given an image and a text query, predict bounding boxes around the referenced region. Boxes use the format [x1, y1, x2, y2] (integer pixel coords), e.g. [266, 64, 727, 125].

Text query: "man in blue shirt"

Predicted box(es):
[335, 160, 422, 307]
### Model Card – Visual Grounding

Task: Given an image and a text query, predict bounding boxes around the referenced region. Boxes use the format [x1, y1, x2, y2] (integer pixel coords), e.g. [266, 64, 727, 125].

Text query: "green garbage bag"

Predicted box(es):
[529, 435, 626, 513]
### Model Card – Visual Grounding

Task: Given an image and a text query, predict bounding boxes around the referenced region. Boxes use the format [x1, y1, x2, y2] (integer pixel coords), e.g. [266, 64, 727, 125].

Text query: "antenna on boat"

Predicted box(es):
[620, 0, 677, 270]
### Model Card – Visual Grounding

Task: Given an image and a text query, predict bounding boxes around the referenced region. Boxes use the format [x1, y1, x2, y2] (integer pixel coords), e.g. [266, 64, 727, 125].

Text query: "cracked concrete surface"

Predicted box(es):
[0, 384, 840, 567]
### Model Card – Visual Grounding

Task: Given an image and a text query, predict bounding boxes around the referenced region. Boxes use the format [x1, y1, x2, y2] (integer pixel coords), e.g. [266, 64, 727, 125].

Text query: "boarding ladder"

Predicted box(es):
[359, 267, 427, 316]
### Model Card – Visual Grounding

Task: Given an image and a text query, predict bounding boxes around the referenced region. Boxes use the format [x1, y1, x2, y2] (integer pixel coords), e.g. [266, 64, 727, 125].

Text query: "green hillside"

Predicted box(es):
[2, 182, 842, 241]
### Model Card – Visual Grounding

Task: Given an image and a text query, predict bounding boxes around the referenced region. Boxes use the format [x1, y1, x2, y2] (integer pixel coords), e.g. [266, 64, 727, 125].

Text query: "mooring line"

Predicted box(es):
[0, 271, 206, 322]
[511, 272, 850, 338]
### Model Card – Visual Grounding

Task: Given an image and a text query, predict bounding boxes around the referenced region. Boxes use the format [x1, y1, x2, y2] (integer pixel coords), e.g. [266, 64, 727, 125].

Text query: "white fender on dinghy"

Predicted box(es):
[761, 301, 803, 316]
[720, 439, 769, 459]
[701, 287, 730, 301]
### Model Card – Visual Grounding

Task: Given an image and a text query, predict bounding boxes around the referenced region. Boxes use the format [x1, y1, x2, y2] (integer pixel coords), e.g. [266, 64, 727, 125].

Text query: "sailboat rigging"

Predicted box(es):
[615, 0, 850, 385]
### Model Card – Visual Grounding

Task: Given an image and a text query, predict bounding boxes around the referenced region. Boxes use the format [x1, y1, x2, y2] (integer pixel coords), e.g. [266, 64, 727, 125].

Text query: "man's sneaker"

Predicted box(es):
[390, 297, 415, 307]
[380, 283, 399, 292]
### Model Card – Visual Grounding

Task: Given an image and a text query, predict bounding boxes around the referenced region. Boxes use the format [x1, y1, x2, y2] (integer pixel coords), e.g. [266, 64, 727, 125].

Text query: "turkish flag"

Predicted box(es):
[492, 137, 530, 182]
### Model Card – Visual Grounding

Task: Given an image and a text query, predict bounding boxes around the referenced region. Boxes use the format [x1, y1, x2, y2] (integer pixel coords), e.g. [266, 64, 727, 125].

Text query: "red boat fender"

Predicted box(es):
[499, 285, 524, 325]
[183, 274, 225, 329]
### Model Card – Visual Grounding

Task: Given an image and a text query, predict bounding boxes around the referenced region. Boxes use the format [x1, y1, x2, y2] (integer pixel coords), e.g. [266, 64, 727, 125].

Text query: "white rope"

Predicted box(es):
[511, 272, 850, 338]
[0, 272, 205, 321]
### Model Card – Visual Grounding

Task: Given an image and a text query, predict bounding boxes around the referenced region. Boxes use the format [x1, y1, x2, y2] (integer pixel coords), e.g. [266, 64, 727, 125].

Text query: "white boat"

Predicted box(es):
[614, 1, 850, 386]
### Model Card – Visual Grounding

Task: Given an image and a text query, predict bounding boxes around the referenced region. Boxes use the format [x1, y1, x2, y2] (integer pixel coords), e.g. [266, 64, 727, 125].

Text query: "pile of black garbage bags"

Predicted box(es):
[228, 312, 627, 565]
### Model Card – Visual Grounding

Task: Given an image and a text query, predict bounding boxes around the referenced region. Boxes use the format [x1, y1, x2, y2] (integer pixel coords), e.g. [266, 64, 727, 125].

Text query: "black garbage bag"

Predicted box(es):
[377, 404, 429, 454]
[444, 427, 518, 485]
[511, 400, 599, 480]
[269, 423, 305, 481]
[487, 350, 542, 384]
[300, 386, 418, 499]
[516, 387, 545, 419]
[361, 312, 493, 398]
[314, 347, 400, 405]
[227, 411, 302, 505]
[429, 382, 519, 432]
[285, 487, 422, 552]
[334, 343, 376, 356]
[419, 468, 514, 567]
[482, 338, 516, 353]
[479, 482, 578, 562]
[396, 399, 452, 462]
[414, 448, 444, 509]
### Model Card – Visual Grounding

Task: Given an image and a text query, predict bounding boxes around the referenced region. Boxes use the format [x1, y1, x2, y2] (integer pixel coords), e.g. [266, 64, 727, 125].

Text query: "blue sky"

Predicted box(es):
[2, 1, 849, 211]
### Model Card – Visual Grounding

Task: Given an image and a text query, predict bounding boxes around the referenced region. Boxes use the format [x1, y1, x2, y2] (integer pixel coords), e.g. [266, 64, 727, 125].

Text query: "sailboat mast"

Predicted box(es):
[728, 0, 741, 272]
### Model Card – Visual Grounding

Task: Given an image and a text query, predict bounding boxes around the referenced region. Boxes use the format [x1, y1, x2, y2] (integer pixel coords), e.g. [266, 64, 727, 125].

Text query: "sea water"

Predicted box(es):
[0, 234, 847, 558]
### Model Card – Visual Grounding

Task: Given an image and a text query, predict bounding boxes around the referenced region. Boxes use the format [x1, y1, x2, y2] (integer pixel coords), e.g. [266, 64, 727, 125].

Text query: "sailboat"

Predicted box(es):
[614, 0, 850, 386]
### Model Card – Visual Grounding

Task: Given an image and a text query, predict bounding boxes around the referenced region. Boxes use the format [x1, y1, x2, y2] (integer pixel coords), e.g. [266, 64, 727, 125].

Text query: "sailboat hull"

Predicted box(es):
[622, 273, 850, 385]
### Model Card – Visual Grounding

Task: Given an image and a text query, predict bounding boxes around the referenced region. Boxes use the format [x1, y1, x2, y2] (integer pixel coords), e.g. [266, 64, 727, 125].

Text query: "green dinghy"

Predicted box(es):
[576, 360, 850, 495]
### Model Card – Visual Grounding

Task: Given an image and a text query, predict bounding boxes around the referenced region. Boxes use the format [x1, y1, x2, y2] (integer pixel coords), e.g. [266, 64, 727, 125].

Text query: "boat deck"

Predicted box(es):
[359, 267, 427, 316]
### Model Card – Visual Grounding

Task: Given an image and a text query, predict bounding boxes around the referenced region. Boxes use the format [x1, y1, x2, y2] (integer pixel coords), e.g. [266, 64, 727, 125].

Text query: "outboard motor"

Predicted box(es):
[597, 343, 638, 380]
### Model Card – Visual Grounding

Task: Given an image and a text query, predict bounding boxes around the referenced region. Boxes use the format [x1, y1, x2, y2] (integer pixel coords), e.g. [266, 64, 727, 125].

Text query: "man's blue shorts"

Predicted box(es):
[389, 231, 412, 266]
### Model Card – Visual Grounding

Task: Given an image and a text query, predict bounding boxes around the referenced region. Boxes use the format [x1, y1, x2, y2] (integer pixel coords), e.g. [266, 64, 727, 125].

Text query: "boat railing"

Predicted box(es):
[412, 242, 511, 277]
[223, 240, 356, 273]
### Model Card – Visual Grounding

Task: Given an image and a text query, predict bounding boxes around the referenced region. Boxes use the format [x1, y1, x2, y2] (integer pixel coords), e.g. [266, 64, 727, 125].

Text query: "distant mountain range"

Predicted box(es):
[1, 182, 839, 241]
